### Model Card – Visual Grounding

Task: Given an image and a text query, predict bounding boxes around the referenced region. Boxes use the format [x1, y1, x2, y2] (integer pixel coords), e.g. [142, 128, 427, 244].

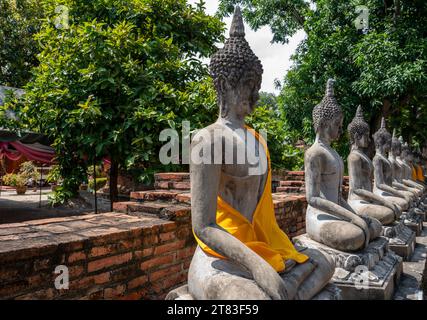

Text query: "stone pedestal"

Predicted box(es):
[384, 222, 416, 261]
[293, 235, 403, 300]
[402, 214, 423, 236]
[165, 283, 342, 300]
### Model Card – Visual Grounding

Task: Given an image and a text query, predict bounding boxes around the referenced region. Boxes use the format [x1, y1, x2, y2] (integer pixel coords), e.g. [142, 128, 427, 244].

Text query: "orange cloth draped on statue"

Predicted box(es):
[416, 165, 425, 182]
[412, 166, 418, 181]
[193, 127, 309, 272]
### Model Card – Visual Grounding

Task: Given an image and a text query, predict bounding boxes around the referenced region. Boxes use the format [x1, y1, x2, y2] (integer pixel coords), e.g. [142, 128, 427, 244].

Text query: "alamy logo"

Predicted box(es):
[159, 121, 268, 176]
[54, 265, 69, 290]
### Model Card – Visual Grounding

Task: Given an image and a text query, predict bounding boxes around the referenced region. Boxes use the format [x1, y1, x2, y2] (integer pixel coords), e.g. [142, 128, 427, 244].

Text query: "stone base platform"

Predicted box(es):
[403, 216, 423, 236]
[394, 222, 427, 300]
[385, 222, 416, 261]
[165, 283, 342, 300]
[294, 235, 403, 300]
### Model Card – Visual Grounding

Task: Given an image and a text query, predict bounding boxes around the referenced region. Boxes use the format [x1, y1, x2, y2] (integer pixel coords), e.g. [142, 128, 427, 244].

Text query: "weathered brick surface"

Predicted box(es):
[1, 172, 315, 300]
[0, 212, 195, 300]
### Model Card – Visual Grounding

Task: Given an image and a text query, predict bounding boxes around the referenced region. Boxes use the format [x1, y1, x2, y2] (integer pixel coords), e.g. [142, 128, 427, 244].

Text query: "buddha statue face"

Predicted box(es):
[348, 106, 370, 148]
[373, 118, 391, 154]
[210, 7, 263, 120]
[216, 71, 261, 118]
[313, 79, 343, 142]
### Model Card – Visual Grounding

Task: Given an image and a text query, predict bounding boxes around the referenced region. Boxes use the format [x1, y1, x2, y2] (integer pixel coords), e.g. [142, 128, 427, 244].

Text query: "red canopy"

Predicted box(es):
[0, 141, 55, 164]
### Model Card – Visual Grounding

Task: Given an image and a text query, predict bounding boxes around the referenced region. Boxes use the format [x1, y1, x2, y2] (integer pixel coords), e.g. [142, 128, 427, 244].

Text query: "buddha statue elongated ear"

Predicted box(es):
[348, 105, 369, 145]
[312, 79, 342, 133]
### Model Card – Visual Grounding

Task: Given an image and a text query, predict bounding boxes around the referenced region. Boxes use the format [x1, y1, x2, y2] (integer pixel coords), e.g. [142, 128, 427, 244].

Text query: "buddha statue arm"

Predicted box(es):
[402, 179, 424, 190]
[190, 159, 290, 300]
[305, 153, 370, 247]
[353, 189, 401, 218]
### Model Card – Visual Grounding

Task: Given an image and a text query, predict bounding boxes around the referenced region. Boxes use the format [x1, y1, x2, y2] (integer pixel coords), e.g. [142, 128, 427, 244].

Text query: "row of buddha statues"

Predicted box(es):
[166, 7, 426, 300]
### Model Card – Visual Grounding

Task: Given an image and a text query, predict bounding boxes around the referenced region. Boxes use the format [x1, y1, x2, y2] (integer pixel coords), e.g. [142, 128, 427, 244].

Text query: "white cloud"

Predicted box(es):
[188, 0, 306, 94]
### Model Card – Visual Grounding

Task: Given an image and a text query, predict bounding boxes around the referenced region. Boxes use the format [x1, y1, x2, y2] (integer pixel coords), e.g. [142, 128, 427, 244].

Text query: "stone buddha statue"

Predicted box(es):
[299, 85, 402, 299]
[372, 119, 413, 211]
[304, 81, 382, 252]
[171, 7, 337, 300]
[400, 143, 425, 194]
[347, 106, 400, 225]
[389, 132, 419, 201]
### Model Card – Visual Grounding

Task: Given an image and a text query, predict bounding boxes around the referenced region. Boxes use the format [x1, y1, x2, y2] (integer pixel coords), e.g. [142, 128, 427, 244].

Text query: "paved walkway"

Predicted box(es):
[0, 189, 111, 224]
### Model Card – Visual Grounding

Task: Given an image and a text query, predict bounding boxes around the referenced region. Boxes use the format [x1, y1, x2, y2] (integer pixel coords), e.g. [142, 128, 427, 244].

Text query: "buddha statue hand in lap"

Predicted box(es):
[304, 80, 382, 253]
[173, 7, 337, 300]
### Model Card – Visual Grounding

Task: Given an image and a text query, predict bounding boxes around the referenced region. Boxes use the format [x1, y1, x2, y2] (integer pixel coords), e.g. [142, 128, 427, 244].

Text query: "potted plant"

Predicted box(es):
[9, 173, 28, 195]
[19, 161, 39, 192]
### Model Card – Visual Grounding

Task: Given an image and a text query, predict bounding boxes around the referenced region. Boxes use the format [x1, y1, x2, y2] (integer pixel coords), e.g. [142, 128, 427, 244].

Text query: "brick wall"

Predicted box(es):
[0, 213, 195, 300]
[0, 172, 310, 300]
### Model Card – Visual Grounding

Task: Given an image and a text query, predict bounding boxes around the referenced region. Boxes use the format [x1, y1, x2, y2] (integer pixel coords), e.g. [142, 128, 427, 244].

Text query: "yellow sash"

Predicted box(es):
[416, 165, 425, 182]
[412, 166, 418, 181]
[193, 127, 308, 272]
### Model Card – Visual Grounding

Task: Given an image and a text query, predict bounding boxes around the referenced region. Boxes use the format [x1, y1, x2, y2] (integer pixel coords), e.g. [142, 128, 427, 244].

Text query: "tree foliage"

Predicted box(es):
[0, 0, 45, 87]
[219, 0, 427, 152]
[4, 0, 224, 202]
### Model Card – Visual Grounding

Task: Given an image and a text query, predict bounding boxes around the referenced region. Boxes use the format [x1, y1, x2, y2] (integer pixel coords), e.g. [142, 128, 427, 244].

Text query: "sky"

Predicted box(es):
[188, 0, 306, 94]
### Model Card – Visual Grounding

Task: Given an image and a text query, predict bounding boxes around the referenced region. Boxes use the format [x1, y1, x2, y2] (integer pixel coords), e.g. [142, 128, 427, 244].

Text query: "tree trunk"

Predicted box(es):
[109, 160, 118, 212]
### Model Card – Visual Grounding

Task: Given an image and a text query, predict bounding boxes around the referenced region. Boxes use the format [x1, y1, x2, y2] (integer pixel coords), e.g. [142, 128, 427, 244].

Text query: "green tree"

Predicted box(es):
[219, 0, 427, 151]
[8, 0, 224, 204]
[0, 0, 45, 87]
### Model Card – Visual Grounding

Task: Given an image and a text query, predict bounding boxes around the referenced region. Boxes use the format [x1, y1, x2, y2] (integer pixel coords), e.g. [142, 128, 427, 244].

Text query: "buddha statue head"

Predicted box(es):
[390, 129, 402, 157]
[210, 6, 263, 119]
[313, 79, 343, 142]
[348, 105, 370, 148]
[373, 118, 392, 154]
[401, 141, 410, 160]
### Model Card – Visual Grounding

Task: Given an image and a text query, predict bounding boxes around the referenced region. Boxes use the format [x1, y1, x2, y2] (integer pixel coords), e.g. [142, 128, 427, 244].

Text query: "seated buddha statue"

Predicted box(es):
[372, 120, 421, 224]
[389, 132, 419, 201]
[347, 106, 400, 226]
[400, 143, 425, 195]
[304, 80, 382, 252]
[185, 7, 335, 300]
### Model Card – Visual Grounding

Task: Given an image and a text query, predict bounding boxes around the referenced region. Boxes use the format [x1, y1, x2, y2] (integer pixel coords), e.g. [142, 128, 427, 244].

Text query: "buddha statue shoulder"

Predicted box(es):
[372, 120, 412, 211]
[182, 7, 335, 300]
[347, 106, 399, 225]
[304, 80, 381, 252]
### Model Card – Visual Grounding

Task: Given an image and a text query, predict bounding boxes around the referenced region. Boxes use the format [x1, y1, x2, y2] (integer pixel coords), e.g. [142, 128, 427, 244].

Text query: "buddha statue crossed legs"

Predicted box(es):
[171, 7, 336, 300]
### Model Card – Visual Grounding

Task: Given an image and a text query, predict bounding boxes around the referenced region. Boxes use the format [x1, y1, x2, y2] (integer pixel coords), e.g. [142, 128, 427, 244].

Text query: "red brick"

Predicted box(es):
[140, 253, 175, 270]
[142, 234, 159, 247]
[153, 240, 185, 255]
[127, 275, 148, 290]
[177, 247, 196, 260]
[134, 247, 153, 260]
[159, 231, 175, 242]
[160, 222, 177, 233]
[94, 272, 110, 284]
[104, 284, 126, 299]
[172, 181, 190, 190]
[154, 181, 171, 189]
[149, 264, 182, 282]
[68, 251, 86, 263]
[88, 252, 132, 273]
[89, 245, 114, 258]
[154, 172, 189, 182]
[69, 265, 85, 278]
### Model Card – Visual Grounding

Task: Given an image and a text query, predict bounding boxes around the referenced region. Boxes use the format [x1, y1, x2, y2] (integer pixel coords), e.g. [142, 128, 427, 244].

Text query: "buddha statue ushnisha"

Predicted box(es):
[347, 106, 400, 225]
[176, 7, 336, 300]
[304, 80, 382, 252]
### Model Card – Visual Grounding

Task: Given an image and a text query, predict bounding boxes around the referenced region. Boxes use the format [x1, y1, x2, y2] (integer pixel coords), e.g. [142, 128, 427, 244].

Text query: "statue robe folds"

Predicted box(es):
[194, 128, 308, 272]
